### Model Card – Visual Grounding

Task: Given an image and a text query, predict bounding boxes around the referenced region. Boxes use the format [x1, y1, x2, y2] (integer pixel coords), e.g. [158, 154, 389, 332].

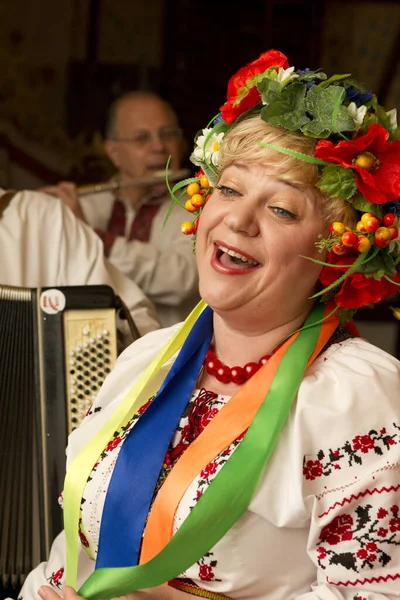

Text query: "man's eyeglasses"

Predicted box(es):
[109, 127, 183, 148]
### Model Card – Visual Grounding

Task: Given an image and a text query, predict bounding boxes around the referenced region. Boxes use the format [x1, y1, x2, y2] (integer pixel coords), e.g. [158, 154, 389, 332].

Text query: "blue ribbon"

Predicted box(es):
[96, 306, 214, 568]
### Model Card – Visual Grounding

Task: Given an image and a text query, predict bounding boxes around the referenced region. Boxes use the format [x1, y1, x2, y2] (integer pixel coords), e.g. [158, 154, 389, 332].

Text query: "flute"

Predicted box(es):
[76, 169, 190, 197]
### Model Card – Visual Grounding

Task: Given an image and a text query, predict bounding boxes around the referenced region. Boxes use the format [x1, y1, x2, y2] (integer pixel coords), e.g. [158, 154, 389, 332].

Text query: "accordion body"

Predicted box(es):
[0, 285, 125, 597]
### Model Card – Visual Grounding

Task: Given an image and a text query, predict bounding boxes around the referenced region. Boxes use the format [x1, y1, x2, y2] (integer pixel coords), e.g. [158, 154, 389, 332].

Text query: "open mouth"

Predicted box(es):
[215, 243, 261, 269]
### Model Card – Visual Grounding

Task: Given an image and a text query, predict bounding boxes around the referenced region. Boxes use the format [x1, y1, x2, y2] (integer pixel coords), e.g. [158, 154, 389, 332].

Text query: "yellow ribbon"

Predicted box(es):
[64, 300, 208, 587]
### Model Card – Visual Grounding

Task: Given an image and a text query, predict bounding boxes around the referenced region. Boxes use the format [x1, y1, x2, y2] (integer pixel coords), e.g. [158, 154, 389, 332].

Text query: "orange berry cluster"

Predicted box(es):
[180, 174, 212, 236]
[330, 212, 398, 255]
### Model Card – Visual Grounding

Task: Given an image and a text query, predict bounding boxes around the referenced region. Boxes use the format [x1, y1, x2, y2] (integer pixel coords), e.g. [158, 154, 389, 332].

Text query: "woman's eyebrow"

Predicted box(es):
[276, 177, 306, 191]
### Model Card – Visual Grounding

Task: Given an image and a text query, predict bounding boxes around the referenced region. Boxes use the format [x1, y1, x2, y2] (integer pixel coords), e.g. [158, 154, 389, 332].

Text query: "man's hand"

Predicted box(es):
[40, 182, 86, 222]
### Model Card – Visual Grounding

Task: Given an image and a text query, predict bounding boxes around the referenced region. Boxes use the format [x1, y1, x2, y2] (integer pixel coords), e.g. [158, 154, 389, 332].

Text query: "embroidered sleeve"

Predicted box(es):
[296, 339, 400, 599]
[300, 421, 400, 598]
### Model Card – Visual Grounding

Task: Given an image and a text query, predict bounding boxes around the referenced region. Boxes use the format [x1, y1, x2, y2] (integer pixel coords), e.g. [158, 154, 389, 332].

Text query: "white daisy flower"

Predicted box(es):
[347, 102, 367, 127]
[193, 129, 225, 167]
[267, 66, 299, 86]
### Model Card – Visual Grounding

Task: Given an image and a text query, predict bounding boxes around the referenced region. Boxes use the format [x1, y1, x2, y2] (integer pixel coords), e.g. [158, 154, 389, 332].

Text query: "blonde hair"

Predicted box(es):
[217, 115, 357, 227]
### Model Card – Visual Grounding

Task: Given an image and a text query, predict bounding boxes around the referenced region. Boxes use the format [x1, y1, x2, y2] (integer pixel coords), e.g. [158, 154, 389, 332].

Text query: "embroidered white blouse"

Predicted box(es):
[17, 325, 400, 600]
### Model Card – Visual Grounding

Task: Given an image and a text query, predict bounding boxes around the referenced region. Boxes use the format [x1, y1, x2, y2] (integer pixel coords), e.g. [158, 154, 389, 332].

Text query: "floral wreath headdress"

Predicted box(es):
[166, 49, 400, 321]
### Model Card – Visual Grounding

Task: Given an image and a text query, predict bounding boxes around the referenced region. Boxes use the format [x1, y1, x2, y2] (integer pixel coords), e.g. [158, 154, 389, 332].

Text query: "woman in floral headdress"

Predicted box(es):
[18, 50, 400, 600]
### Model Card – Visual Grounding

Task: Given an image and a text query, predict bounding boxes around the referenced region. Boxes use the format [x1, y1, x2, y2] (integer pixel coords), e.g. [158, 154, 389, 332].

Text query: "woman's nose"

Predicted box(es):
[223, 202, 259, 237]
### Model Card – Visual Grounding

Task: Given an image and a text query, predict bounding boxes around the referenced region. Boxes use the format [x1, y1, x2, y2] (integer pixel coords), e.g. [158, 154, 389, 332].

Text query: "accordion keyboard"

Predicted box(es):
[64, 308, 117, 432]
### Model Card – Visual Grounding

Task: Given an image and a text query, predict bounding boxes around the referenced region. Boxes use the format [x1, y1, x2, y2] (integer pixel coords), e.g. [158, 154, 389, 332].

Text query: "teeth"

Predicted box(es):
[218, 245, 259, 265]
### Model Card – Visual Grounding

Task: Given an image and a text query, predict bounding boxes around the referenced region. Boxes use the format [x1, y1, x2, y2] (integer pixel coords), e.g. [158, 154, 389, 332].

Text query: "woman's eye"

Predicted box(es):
[215, 185, 239, 197]
[270, 206, 297, 220]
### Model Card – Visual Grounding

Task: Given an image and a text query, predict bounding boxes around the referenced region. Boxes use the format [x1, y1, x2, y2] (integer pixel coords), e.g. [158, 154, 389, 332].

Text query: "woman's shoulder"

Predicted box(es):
[117, 322, 183, 364]
[297, 335, 400, 441]
[308, 334, 400, 381]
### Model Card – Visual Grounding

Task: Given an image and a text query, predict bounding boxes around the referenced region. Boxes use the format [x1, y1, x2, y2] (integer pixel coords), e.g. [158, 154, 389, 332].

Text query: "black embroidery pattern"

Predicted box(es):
[303, 424, 400, 480]
[317, 503, 400, 572]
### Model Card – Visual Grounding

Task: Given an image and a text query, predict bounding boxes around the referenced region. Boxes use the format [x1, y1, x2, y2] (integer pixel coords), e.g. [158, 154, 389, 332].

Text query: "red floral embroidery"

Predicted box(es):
[105, 436, 122, 452]
[303, 422, 400, 480]
[200, 461, 218, 479]
[315, 123, 400, 204]
[197, 552, 221, 583]
[389, 514, 400, 532]
[317, 502, 400, 573]
[165, 389, 220, 465]
[303, 459, 324, 480]
[200, 407, 219, 429]
[352, 435, 375, 454]
[319, 252, 400, 309]
[46, 567, 64, 589]
[52, 568, 64, 585]
[199, 564, 214, 581]
[138, 399, 152, 415]
[220, 50, 289, 123]
[320, 515, 354, 545]
[78, 518, 90, 548]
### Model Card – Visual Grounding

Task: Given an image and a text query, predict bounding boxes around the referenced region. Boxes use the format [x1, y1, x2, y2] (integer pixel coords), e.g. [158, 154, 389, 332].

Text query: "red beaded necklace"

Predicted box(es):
[203, 346, 273, 385]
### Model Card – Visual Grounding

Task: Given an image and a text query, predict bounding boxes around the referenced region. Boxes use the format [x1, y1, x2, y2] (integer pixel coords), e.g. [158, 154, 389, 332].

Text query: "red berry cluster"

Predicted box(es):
[329, 212, 398, 255]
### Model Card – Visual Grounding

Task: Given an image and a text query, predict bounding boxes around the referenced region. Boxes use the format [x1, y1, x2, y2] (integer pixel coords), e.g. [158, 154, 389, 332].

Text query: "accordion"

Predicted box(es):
[0, 284, 137, 597]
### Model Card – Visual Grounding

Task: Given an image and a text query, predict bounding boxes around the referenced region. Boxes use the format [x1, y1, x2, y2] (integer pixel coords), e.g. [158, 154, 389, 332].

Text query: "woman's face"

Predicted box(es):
[196, 162, 329, 328]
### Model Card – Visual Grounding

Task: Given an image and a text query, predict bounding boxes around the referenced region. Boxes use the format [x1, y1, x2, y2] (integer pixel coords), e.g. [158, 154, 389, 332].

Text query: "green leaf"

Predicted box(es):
[381, 250, 398, 277]
[361, 112, 379, 134]
[254, 66, 283, 87]
[260, 82, 310, 131]
[302, 85, 356, 138]
[311, 247, 379, 299]
[356, 253, 387, 274]
[257, 142, 330, 166]
[339, 308, 358, 325]
[351, 194, 383, 219]
[296, 70, 327, 84]
[319, 74, 352, 88]
[317, 165, 357, 199]
[257, 78, 283, 103]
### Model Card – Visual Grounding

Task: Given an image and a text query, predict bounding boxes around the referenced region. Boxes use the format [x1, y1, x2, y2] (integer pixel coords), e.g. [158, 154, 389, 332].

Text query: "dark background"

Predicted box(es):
[0, 0, 399, 186]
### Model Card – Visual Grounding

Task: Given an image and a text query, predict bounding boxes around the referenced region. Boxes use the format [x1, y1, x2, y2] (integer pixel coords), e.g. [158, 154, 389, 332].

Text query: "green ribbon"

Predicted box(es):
[79, 303, 325, 599]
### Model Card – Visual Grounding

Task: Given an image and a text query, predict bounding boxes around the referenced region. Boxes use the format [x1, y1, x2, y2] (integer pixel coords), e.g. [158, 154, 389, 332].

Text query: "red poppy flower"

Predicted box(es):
[220, 50, 289, 124]
[319, 251, 400, 308]
[315, 124, 400, 204]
